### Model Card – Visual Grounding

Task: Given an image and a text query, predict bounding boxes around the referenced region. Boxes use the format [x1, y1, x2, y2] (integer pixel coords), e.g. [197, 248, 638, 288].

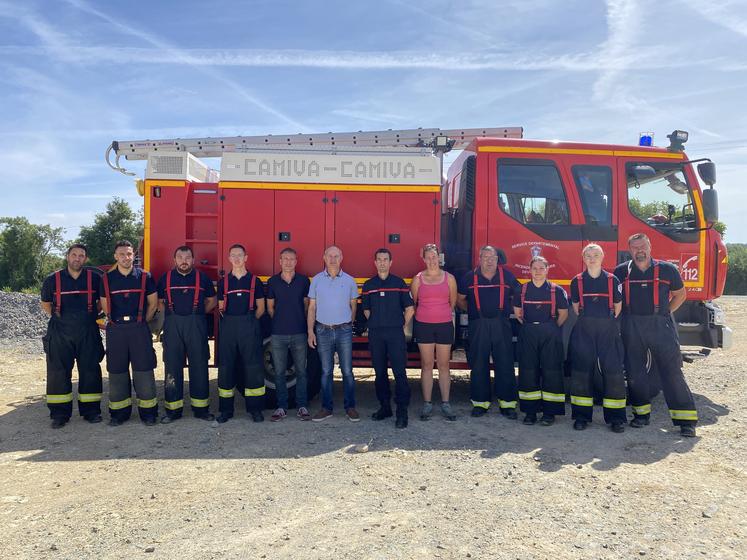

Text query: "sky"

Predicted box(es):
[1, 0, 746, 241]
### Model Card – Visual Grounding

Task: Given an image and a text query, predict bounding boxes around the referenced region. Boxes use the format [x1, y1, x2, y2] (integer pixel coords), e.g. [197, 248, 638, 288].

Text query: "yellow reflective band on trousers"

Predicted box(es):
[191, 397, 210, 408]
[471, 400, 490, 409]
[499, 400, 517, 409]
[632, 404, 652, 415]
[670, 409, 698, 421]
[47, 393, 73, 404]
[109, 397, 132, 410]
[245, 386, 266, 397]
[519, 391, 542, 400]
[542, 391, 566, 403]
[164, 399, 184, 410]
[78, 393, 102, 403]
[219, 387, 235, 398]
[603, 398, 627, 409]
[138, 398, 157, 408]
[571, 395, 593, 407]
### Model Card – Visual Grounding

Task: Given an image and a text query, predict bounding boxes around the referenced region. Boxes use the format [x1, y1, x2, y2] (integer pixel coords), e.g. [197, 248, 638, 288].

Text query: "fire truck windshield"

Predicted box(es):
[626, 162, 699, 240]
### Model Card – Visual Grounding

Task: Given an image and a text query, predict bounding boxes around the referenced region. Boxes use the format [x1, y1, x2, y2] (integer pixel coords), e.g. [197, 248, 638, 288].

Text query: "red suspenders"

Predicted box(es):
[521, 281, 557, 319]
[54, 269, 94, 315]
[624, 261, 667, 314]
[222, 272, 257, 313]
[472, 267, 506, 314]
[575, 271, 614, 316]
[166, 270, 202, 314]
[102, 269, 148, 323]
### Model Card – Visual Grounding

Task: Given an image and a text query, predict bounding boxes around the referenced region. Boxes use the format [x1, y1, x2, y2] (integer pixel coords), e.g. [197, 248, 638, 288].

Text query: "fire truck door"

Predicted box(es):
[219, 187, 275, 277]
[385, 191, 439, 280]
[333, 191, 386, 277]
[274, 190, 326, 277]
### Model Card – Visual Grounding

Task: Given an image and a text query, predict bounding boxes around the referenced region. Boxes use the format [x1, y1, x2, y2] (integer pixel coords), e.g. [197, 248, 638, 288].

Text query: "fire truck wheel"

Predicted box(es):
[261, 340, 322, 409]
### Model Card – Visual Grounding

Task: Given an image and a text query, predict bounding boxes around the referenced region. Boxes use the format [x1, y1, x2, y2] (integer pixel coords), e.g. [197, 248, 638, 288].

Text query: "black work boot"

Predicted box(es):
[629, 415, 650, 428]
[51, 417, 69, 429]
[395, 408, 408, 429]
[523, 413, 537, 425]
[371, 404, 393, 421]
[680, 425, 697, 438]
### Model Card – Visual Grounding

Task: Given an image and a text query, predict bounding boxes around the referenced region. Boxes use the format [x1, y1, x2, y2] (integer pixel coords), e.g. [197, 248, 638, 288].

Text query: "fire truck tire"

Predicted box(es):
[261, 340, 322, 409]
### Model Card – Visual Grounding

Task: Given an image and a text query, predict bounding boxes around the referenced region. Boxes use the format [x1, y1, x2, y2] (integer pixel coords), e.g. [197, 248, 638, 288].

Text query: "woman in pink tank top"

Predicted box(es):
[410, 244, 458, 421]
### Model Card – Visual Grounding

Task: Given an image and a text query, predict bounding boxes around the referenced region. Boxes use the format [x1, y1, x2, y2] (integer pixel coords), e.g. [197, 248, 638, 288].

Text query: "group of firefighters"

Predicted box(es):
[40, 231, 698, 437]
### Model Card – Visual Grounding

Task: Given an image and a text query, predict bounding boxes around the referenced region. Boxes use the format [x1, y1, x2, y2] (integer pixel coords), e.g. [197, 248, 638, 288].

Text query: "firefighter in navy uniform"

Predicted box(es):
[362, 248, 415, 428]
[157, 245, 217, 423]
[614, 233, 697, 437]
[513, 255, 569, 426]
[569, 244, 626, 433]
[100, 240, 159, 426]
[457, 245, 521, 419]
[40, 243, 105, 428]
[216, 244, 267, 424]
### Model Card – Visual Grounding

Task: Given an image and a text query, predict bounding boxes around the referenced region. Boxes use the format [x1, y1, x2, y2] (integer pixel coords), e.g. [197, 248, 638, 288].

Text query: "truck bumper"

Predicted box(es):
[675, 300, 731, 349]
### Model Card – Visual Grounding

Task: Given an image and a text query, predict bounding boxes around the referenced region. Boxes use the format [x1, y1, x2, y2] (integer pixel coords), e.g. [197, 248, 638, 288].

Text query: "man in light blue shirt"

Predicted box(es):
[307, 246, 359, 422]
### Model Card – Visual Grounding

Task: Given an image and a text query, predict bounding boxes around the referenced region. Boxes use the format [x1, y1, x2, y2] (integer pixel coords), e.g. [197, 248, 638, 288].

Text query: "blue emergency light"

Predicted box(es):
[639, 132, 654, 147]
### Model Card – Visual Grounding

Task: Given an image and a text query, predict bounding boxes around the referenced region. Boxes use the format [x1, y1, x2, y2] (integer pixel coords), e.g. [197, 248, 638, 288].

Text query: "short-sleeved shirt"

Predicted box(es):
[157, 269, 216, 316]
[308, 269, 359, 326]
[102, 267, 156, 322]
[41, 267, 101, 316]
[217, 271, 265, 316]
[614, 259, 684, 316]
[266, 273, 310, 335]
[361, 274, 413, 329]
[458, 266, 520, 320]
[514, 281, 569, 323]
[570, 270, 622, 318]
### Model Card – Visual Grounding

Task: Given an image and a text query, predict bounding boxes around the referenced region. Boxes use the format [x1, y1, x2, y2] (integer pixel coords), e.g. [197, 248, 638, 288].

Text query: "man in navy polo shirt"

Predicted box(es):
[216, 243, 266, 424]
[40, 243, 105, 428]
[307, 246, 359, 422]
[157, 245, 217, 423]
[267, 247, 311, 422]
[100, 240, 159, 426]
[362, 248, 414, 428]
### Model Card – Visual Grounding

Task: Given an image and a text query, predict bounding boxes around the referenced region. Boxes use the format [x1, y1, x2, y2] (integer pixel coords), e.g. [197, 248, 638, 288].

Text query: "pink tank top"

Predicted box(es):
[415, 271, 453, 323]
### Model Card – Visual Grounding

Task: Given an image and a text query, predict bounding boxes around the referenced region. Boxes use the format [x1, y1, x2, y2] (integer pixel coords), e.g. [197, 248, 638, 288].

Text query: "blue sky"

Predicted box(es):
[1, 0, 746, 241]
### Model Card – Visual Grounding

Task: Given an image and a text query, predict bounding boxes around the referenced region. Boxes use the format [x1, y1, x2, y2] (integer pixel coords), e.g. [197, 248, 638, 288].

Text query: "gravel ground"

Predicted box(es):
[0, 292, 46, 353]
[0, 297, 744, 559]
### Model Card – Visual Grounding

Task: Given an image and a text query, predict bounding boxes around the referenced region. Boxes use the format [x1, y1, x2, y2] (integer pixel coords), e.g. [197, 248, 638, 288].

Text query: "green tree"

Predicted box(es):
[724, 243, 747, 295]
[0, 217, 66, 291]
[78, 198, 143, 265]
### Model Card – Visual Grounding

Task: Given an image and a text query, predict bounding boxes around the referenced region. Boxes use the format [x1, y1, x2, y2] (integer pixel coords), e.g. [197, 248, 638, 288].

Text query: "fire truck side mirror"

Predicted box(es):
[632, 164, 656, 182]
[702, 188, 719, 223]
[697, 161, 716, 187]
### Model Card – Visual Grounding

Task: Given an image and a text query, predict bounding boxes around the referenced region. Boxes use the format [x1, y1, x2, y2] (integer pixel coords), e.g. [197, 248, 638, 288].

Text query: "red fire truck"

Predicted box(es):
[106, 127, 730, 405]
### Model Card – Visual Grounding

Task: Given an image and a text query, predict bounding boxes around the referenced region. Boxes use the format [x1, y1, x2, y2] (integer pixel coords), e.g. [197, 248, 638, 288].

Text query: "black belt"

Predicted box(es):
[316, 321, 352, 330]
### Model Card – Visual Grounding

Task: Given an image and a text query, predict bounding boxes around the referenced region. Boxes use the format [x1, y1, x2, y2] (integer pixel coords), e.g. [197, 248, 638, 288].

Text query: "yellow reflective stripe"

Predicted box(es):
[571, 395, 593, 407]
[670, 409, 698, 421]
[218, 387, 235, 398]
[542, 391, 566, 403]
[478, 146, 684, 159]
[138, 398, 157, 408]
[471, 400, 490, 409]
[244, 386, 266, 397]
[109, 397, 132, 410]
[47, 392, 73, 404]
[164, 399, 184, 410]
[603, 398, 627, 409]
[78, 393, 102, 403]
[190, 397, 210, 408]
[632, 404, 652, 415]
[499, 400, 517, 409]
[519, 391, 542, 400]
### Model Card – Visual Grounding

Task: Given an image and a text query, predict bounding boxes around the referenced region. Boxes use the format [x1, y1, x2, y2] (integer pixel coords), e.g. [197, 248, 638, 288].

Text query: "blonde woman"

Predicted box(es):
[410, 244, 458, 421]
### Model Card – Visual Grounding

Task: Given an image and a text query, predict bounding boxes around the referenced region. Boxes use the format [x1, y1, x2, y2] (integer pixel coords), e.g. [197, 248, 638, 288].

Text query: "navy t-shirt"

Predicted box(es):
[514, 281, 568, 323]
[570, 270, 622, 318]
[217, 271, 265, 316]
[361, 274, 414, 329]
[102, 267, 156, 322]
[266, 273, 311, 335]
[458, 266, 520, 320]
[157, 269, 216, 316]
[614, 259, 684, 316]
[41, 267, 101, 315]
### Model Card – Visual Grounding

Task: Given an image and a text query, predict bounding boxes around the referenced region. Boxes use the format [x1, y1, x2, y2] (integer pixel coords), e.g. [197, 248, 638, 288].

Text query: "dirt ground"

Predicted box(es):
[1, 298, 745, 559]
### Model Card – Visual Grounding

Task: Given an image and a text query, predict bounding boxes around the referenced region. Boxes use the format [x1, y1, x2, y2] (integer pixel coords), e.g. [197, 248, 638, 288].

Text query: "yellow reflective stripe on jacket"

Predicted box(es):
[471, 400, 490, 409]
[603, 398, 627, 409]
[218, 388, 235, 398]
[519, 391, 542, 401]
[191, 397, 210, 408]
[632, 404, 652, 415]
[245, 386, 266, 397]
[109, 397, 132, 410]
[78, 393, 102, 403]
[138, 398, 157, 408]
[47, 392, 73, 404]
[571, 395, 593, 407]
[542, 391, 566, 403]
[670, 409, 698, 421]
[499, 400, 517, 409]
[164, 399, 184, 410]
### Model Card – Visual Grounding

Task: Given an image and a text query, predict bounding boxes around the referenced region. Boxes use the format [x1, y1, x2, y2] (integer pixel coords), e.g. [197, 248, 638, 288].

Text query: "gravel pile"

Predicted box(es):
[0, 292, 47, 353]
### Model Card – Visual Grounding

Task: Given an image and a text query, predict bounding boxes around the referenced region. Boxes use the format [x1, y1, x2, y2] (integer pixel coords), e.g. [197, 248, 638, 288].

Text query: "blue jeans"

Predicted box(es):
[270, 333, 308, 410]
[315, 323, 355, 411]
